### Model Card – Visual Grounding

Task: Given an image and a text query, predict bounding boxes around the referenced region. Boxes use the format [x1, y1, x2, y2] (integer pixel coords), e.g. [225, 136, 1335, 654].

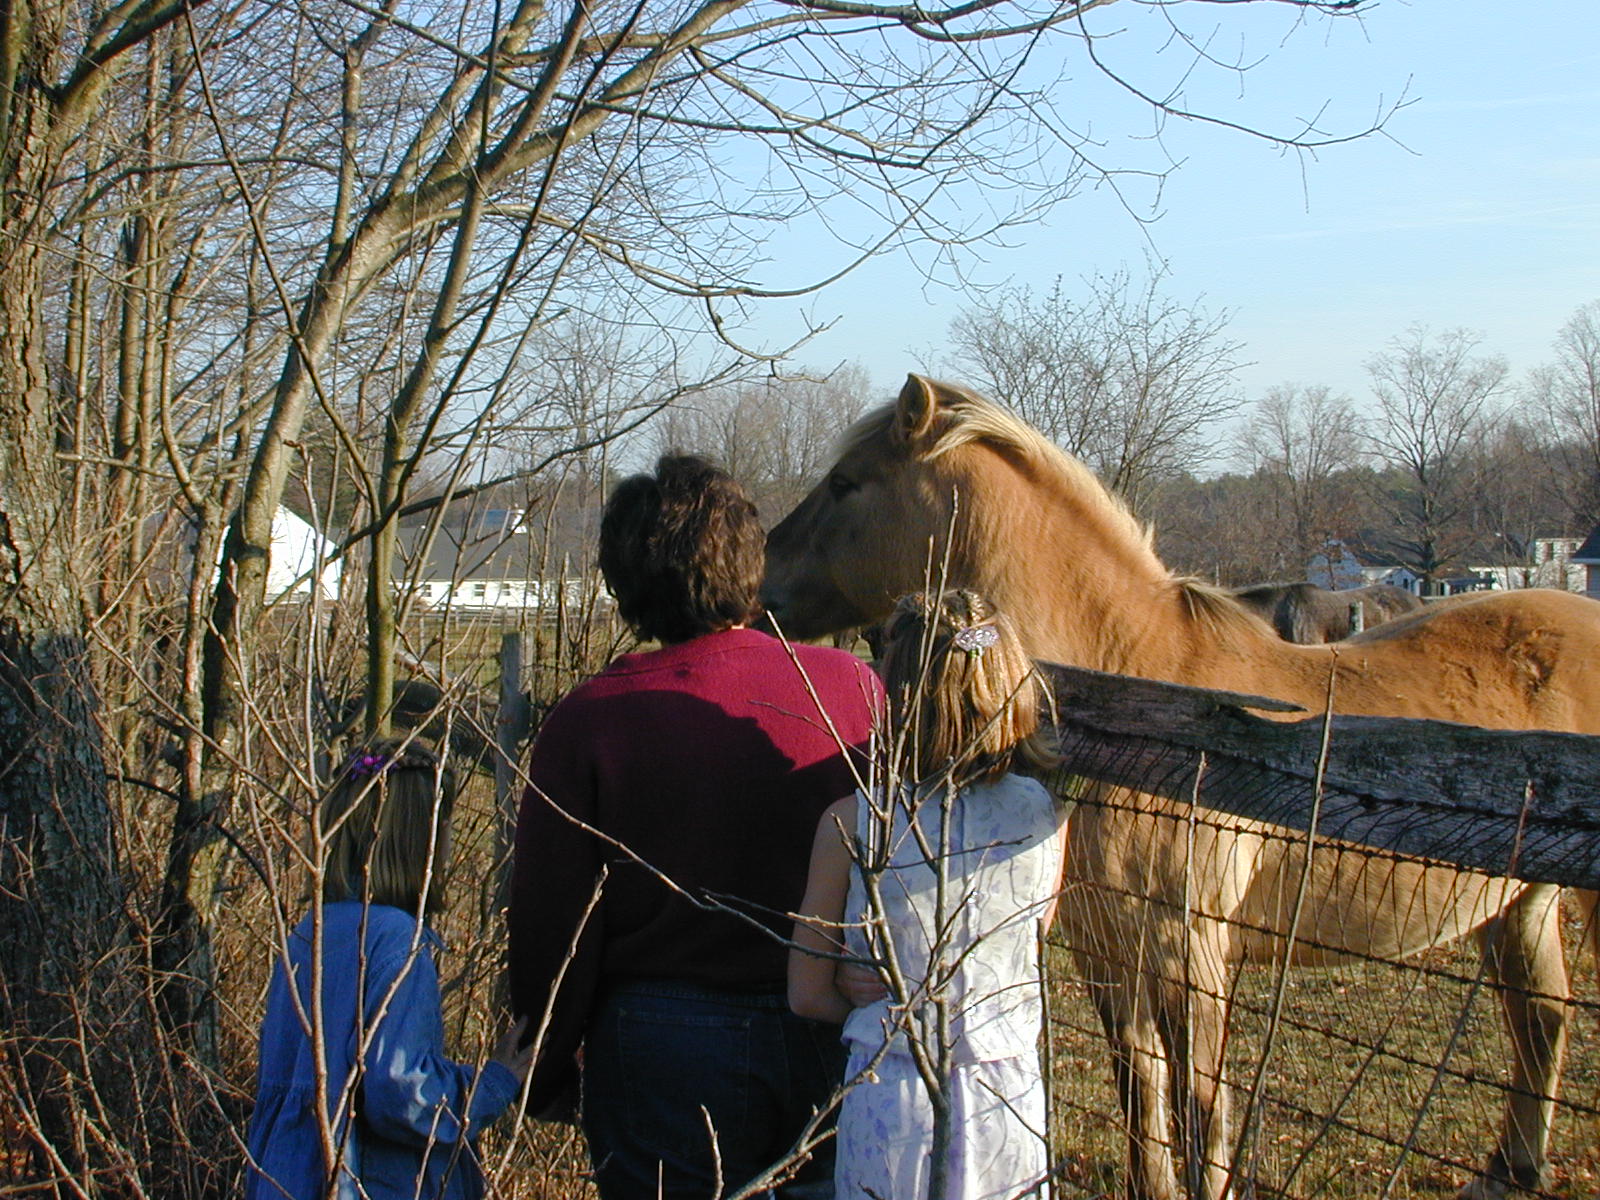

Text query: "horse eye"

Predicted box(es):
[827, 472, 856, 500]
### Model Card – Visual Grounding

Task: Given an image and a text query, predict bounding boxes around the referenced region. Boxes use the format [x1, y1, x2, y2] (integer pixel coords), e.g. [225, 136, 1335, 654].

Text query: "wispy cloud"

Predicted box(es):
[1531, 156, 1600, 182]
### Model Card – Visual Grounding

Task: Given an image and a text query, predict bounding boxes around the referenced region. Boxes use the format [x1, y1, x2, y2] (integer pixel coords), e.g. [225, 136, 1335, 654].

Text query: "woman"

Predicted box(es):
[509, 455, 882, 1200]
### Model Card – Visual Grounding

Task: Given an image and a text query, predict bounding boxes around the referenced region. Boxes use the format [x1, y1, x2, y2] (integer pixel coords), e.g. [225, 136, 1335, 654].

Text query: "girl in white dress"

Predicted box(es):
[790, 589, 1069, 1200]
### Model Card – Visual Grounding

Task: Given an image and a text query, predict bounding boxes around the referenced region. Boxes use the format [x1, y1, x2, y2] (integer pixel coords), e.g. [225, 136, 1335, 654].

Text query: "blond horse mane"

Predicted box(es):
[841, 382, 1265, 638]
[1173, 576, 1272, 638]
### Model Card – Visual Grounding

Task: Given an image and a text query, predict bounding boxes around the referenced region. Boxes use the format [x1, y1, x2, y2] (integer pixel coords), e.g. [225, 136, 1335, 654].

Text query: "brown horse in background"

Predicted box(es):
[1230, 580, 1424, 643]
[763, 374, 1600, 1200]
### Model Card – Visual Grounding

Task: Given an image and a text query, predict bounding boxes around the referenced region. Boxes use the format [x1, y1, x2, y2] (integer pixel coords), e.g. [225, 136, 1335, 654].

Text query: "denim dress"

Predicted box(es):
[245, 901, 519, 1200]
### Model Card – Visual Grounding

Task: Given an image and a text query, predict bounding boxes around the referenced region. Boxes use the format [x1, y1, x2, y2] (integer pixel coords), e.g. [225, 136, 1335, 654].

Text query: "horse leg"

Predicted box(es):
[1158, 923, 1239, 1200]
[1460, 883, 1568, 1200]
[1576, 887, 1600, 973]
[1085, 961, 1182, 1200]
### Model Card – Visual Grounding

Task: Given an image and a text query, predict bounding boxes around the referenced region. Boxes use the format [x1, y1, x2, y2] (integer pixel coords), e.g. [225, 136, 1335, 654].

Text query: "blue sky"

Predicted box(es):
[735, 0, 1599, 423]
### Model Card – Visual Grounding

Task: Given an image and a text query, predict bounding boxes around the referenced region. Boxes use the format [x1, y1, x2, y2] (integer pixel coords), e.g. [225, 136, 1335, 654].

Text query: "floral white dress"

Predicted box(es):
[836, 773, 1063, 1200]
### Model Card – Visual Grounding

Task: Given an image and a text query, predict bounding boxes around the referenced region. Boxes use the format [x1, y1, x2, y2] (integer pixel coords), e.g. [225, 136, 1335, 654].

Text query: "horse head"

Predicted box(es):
[763, 374, 966, 639]
[763, 372, 1167, 666]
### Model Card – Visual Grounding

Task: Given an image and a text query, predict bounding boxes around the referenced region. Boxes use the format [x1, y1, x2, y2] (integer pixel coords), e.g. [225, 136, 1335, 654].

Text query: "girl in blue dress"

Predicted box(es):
[245, 740, 531, 1200]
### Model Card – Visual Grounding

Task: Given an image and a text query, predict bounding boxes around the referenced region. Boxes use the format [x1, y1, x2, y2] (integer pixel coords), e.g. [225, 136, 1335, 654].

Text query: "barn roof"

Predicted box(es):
[394, 513, 546, 583]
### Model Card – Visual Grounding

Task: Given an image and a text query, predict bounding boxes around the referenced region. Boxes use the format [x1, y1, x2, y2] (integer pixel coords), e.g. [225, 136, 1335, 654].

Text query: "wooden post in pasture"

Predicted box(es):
[1035, 661, 1600, 889]
[494, 632, 532, 921]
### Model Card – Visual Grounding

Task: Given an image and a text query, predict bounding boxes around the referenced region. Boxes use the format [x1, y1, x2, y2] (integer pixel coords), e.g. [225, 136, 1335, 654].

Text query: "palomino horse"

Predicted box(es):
[1230, 580, 1424, 643]
[763, 375, 1600, 1200]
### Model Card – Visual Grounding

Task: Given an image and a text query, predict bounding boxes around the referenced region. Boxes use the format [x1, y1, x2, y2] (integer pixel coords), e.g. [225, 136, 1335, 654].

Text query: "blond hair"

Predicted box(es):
[320, 738, 458, 915]
[879, 589, 1056, 787]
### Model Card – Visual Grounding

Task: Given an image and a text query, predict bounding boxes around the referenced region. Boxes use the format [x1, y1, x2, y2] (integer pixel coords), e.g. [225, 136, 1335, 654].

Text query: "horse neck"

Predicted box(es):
[952, 449, 1332, 696]
[957, 456, 1193, 675]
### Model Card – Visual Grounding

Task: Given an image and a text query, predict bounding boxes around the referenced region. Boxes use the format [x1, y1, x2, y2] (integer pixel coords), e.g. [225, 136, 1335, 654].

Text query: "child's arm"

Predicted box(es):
[788, 796, 857, 1025]
[357, 943, 522, 1147]
[1040, 799, 1072, 929]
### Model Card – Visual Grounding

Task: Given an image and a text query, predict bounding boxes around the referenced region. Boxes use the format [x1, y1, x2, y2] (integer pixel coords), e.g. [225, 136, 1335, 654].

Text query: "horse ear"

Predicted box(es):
[894, 374, 941, 446]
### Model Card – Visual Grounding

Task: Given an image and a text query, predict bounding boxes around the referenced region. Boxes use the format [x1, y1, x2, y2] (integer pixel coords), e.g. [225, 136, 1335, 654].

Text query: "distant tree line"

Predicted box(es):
[1155, 311, 1600, 587]
[942, 281, 1600, 589]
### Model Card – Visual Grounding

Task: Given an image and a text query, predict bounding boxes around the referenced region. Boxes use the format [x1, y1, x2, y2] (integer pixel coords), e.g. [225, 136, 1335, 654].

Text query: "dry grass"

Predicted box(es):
[173, 601, 1600, 1200]
[436, 746, 1600, 1200]
[1043, 908, 1600, 1199]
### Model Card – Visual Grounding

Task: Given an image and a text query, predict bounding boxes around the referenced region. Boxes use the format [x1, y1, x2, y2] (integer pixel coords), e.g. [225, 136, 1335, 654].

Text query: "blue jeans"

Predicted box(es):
[582, 981, 845, 1200]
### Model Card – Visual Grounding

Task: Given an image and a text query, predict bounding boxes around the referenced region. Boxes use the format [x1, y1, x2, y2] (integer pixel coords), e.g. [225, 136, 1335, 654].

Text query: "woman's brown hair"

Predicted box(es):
[320, 738, 459, 915]
[599, 454, 764, 644]
[878, 589, 1056, 786]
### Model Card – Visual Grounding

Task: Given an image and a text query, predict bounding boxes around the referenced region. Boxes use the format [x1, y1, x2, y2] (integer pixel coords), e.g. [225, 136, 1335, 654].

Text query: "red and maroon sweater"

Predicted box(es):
[508, 627, 882, 1111]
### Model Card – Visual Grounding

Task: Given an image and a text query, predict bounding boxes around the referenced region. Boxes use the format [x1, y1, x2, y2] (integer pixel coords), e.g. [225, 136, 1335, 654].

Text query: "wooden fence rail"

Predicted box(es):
[1034, 660, 1600, 890]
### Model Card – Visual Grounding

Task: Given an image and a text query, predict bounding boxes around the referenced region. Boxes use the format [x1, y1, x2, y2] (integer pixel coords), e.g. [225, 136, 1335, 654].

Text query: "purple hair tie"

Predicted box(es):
[348, 751, 391, 779]
[952, 624, 999, 656]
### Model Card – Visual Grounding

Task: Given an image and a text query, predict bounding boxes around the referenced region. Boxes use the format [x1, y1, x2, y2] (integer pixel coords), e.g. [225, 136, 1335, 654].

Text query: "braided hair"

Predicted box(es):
[320, 738, 460, 915]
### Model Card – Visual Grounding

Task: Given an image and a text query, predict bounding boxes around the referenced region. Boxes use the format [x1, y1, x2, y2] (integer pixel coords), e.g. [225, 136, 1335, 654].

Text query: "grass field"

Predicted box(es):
[1042, 915, 1600, 1199]
[471, 910, 1599, 1200]
[435, 612, 1600, 1200]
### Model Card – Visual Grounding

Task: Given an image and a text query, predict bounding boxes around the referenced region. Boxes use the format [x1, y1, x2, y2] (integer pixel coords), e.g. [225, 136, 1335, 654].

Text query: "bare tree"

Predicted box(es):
[1461, 416, 1572, 585]
[0, 0, 239, 1185]
[1364, 326, 1508, 588]
[1, 0, 1403, 1187]
[1148, 470, 1286, 584]
[1528, 299, 1600, 530]
[652, 365, 873, 518]
[947, 271, 1244, 511]
[1233, 384, 1365, 581]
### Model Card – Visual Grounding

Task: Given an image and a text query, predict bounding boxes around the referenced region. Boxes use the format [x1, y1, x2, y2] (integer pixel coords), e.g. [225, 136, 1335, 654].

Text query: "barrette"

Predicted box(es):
[347, 752, 391, 779]
[952, 625, 1000, 656]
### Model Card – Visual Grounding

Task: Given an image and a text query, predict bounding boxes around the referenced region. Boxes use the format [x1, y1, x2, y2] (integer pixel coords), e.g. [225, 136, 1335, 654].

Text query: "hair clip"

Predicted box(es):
[952, 624, 1000, 656]
[347, 751, 391, 780]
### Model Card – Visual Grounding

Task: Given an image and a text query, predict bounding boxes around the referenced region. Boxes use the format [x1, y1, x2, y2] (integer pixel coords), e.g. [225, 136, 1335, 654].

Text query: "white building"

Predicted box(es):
[396, 506, 611, 616]
[1468, 536, 1584, 593]
[1308, 535, 1584, 598]
[180, 506, 339, 602]
[268, 507, 341, 601]
[1570, 526, 1600, 600]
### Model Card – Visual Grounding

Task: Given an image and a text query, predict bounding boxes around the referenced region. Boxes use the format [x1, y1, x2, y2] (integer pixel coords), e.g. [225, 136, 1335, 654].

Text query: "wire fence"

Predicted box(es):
[1034, 661, 1600, 1199]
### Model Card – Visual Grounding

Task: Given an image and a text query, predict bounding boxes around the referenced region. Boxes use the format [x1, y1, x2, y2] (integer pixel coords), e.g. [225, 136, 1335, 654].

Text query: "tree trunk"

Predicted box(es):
[0, 12, 137, 1178]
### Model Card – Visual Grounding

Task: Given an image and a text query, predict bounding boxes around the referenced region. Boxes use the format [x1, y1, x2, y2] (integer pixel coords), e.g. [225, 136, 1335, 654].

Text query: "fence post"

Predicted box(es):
[494, 631, 530, 923]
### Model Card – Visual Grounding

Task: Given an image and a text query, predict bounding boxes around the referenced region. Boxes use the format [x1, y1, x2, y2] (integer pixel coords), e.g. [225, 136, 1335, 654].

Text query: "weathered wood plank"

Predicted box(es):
[1035, 660, 1600, 890]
